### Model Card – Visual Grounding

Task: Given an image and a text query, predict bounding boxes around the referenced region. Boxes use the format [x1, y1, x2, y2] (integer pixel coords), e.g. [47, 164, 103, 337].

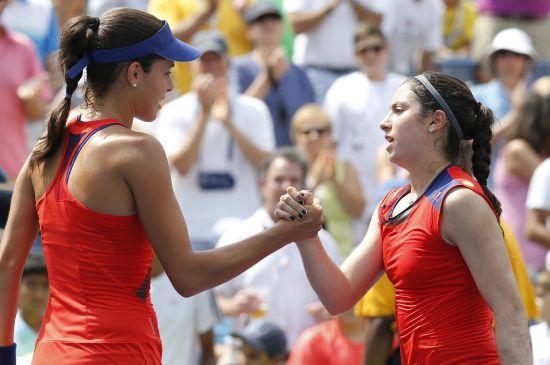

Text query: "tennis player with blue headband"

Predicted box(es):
[275, 71, 532, 364]
[0, 8, 323, 364]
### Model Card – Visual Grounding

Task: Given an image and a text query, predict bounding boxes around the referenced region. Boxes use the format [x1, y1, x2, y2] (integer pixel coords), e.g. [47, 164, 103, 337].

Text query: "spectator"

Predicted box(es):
[526, 158, 550, 255]
[215, 148, 341, 347]
[324, 22, 405, 242]
[291, 104, 364, 257]
[233, 320, 287, 365]
[155, 31, 275, 250]
[149, 0, 252, 94]
[150, 255, 219, 365]
[494, 91, 549, 274]
[287, 309, 366, 365]
[380, 0, 443, 75]
[472, 0, 550, 61]
[236, 1, 314, 147]
[440, 0, 477, 57]
[472, 28, 537, 126]
[284, 0, 382, 103]
[14, 254, 48, 357]
[0, 0, 49, 179]
[531, 271, 550, 365]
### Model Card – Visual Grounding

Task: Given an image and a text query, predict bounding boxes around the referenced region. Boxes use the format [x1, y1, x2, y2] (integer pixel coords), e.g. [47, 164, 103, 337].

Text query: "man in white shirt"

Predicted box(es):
[150, 256, 219, 365]
[530, 271, 550, 365]
[380, 0, 443, 75]
[155, 31, 275, 250]
[284, 0, 383, 103]
[526, 158, 550, 266]
[215, 148, 341, 347]
[324, 22, 406, 242]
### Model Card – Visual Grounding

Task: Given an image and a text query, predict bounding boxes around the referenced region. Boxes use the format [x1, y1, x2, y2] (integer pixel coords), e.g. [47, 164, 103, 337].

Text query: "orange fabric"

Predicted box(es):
[33, 119, 161, 364]
[379, 165, 499, 365]
[287, 319, 364, 365]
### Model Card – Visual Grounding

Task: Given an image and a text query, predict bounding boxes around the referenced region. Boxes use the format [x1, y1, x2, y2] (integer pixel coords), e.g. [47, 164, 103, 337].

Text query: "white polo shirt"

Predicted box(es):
[284, 0, 385, 69]
[215, 208, 342, 347]
[324, 71, 406, 240]
[380, 0, 443, 75]
[151, 273, 220, 365]
[155, 91, 275, 242]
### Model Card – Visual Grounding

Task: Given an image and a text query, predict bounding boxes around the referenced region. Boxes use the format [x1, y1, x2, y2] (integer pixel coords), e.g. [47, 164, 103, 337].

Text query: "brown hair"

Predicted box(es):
[29, 8, 164, 167]
[408, 72, 502, 216]
[354, 21, 386, 46]
[506, 91, 550, 156]
[290, 104, 332, 141]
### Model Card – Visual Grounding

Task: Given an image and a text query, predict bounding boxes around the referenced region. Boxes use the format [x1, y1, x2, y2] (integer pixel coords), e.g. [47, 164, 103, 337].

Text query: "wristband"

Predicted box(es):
[0, 343, 16, 365]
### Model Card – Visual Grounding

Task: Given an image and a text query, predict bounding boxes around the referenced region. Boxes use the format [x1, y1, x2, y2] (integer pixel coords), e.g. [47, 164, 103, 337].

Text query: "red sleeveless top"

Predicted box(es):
[379, 165, 499, 365]
[33, 119, 161, 364]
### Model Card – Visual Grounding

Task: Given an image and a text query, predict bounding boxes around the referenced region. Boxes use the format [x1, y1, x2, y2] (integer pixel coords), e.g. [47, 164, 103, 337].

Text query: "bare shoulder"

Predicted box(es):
[443, 187, 489, 214]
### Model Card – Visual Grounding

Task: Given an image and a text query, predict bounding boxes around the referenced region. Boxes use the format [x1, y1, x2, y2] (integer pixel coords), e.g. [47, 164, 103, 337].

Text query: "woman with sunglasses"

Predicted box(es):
[291, 104, 365, 257]
[277, 72, 532, 364]
[0, 8, 323, 365]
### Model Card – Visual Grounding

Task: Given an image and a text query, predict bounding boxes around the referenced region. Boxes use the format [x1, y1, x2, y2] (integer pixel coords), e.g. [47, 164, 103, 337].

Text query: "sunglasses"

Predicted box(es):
[299, 127, 331, 136]
[357, 45, 384, 55]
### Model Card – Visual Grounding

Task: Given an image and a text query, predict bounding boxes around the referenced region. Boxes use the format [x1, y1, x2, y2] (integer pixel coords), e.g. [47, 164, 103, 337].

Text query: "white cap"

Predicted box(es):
[487, 28, 537, 60]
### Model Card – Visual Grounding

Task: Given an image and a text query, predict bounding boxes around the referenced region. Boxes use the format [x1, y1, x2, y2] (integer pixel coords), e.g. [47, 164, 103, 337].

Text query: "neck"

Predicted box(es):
[83, 93, 134, 128]
[21, 310, 43, 332]
[362, 66, 387, 82]
[336, 317, 366, 343]
[408, 160, 450, 197]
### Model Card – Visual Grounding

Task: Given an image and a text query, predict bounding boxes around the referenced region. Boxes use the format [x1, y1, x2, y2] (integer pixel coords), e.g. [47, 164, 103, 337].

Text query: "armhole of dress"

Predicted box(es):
[36, 131, 73, 205]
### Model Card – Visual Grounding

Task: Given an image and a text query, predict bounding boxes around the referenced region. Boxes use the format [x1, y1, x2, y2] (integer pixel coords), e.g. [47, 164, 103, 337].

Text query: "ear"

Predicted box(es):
[429, 110, 447, 133]
[126, 61, 143, 88]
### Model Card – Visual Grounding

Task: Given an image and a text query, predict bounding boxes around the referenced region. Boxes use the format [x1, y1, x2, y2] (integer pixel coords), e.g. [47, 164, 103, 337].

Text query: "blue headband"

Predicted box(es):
[415, 75, 465, 140]
[66, 21, 201, 80]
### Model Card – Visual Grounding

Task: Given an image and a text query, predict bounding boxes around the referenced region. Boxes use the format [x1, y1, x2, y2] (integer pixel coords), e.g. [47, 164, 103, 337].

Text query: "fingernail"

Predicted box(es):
[298, 213, 303, 219]
[289, 216, 296, 221]
[302, 210, 307, 215]
[299, 200, 304, 205]
[300, 192, 305, 197]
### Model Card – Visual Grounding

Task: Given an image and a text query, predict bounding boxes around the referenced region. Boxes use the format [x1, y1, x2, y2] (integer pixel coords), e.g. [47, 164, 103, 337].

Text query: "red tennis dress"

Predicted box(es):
[33, 119, 162, 364]
[379, 165, 499, 365]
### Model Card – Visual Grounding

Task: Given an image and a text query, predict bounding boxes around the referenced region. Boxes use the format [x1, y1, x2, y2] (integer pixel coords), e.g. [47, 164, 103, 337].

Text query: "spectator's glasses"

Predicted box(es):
[356, 45, 384, 55]
[299, 127, 331, 137]
[253, 13, 282, 23]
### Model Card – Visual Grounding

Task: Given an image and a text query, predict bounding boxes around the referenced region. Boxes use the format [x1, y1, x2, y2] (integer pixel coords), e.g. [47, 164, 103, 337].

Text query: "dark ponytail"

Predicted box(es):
[29, 8, 165, 168]
[29, 16, 100, 167]
[471, 103, 502, 216]
[409, 72, 502, 216]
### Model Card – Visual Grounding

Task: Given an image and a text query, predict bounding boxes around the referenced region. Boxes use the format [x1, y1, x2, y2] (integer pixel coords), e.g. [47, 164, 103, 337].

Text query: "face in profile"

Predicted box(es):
[134, 58, 174, 122]
[261, 157, 305, 214]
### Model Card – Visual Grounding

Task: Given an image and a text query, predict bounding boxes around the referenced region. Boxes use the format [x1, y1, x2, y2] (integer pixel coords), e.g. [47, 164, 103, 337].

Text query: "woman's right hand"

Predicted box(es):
[273, 187, 324, 242]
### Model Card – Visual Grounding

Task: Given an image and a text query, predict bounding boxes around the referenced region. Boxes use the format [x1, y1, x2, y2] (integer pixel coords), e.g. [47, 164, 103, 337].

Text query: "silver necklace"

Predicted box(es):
[407, 165, 448, 205]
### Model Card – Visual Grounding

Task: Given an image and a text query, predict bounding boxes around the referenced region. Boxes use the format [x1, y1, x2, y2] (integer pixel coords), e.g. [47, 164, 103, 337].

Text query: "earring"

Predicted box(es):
[132, 83, 137, 87]
[428, 127, 433, 133]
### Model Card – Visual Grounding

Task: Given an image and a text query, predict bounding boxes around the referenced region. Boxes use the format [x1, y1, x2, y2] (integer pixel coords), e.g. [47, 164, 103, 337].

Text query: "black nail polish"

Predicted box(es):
[289, 216, 296, 221]
[298, 213, 303, 219]
[300, 192, 305, 197]
[299, 200, 304, 205]
[302, 210, 307, 215]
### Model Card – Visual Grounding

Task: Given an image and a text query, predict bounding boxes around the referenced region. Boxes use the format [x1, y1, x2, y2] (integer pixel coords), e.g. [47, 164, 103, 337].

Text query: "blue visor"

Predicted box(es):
[66, 21, 201, 79]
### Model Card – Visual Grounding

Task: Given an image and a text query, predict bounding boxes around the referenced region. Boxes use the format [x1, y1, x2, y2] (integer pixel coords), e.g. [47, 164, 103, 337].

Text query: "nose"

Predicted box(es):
[167, 74, 174, 93]
[379, 111, 391, 132]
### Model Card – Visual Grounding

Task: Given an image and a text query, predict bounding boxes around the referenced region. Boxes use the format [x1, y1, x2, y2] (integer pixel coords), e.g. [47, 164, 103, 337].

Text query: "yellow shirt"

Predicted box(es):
[443, 0, 477, 50]
[355, 221, 539, 321]
[149, 0, 253, 94]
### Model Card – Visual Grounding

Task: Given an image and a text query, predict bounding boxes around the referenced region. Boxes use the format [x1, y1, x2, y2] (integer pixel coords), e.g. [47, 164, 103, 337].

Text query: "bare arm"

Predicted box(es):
[172, 5, 216, 42]
[348, 0, 382, 24]
[123, 136, 322, 297]
[288, 0, 340, 34]
[243, 70, 272, 101]
[334, 162, 366, 218]
[283, 203, 384, 315]
[525, 209, 550, 249]
[503, 139, 542, 183]
[363, 317, 394, 365]
[0, 163, 39, 346]
[169, 112, 208, 175]
[441, 189, 532, 365]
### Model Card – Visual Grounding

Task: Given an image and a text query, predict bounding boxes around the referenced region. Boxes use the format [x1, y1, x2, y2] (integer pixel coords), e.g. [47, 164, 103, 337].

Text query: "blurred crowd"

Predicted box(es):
[0, 0, 549, 364]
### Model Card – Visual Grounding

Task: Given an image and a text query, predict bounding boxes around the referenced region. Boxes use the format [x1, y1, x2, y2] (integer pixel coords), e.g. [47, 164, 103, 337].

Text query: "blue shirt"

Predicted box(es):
[471, 79, 511, 121]
[235, 54, 314, 147]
